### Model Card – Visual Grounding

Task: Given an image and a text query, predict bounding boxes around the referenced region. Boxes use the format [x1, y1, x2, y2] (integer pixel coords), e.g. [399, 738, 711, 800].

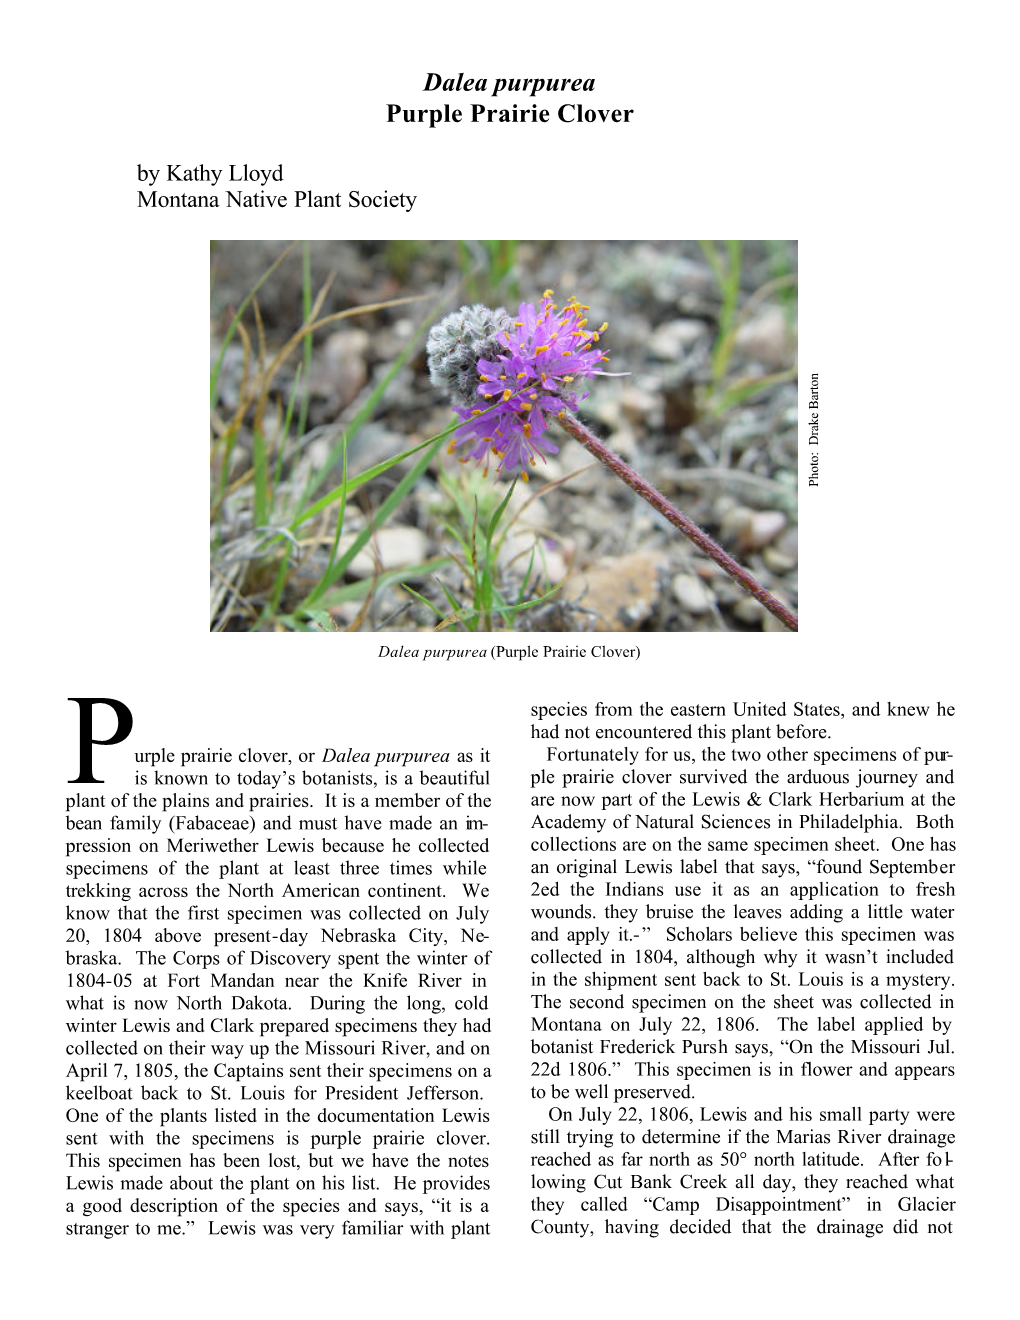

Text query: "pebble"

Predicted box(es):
[619, 384, 662, 427]
[733, 596, 767, 626]
[340, 527, 429, 578]
[349, 422, 408, 471]
[311, 328, 370, 410]
[734, 306, 794, 371]
[648, 318, 709, 361]
[738, 510, 787, 551]
[719, 505, 754, 544]
[672, 573, 712, 614]
[588, 395, 623, 430]
[498, 529, 569, 586]
[563, 552, 665, 631]
[762, 544, 797, 573]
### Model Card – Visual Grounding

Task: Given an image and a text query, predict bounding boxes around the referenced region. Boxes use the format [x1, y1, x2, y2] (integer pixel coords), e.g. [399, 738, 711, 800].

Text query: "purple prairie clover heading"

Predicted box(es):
[426, 293, 609, 480]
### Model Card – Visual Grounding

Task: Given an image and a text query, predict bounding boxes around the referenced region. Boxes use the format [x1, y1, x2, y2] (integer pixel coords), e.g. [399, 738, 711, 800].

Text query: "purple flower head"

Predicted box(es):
[427, 292, 610, 480]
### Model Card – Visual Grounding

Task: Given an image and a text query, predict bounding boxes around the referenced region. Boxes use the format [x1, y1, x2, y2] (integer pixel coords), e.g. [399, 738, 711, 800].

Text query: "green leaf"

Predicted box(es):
[304, 610, 339, 631]
[711, 366, 798, 416]
[306, 301, 435, 500]
[301, 435, 444, 608]
[251, 427, 269, 525]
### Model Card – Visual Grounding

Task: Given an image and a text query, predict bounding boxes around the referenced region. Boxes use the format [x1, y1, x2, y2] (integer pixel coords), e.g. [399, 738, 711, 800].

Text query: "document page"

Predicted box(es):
[10, 19, 1014, 1320]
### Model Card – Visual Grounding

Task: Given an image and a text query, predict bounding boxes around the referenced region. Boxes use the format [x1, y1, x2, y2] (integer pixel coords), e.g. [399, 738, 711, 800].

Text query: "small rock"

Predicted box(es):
[498, 529, 568, 586]
[719, 505, 754, 544]
[563, 552, 665, 631]
[672, 573, 712, 614]
[733, 596, 767, 626]
[738, 510, 787, 551]
[340, 526, 428, 578]
[588, 394, 623, 431]
[619, 384, 661, 426]
[648, 318, 708, 361]
[349, 423, 407, 471]
[734, 305, 794, 371]
[762, 544, 797, 573]
[535, 546, 569, 585]
[309, 329, 370, 410]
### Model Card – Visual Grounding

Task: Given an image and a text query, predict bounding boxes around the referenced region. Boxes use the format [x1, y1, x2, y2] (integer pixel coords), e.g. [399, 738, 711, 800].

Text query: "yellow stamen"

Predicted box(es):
[501, 389, 512, 401]
[522, 471, 529, 482]
[447, 441, 457, 454]
[598, 322, 608, 333]
[535, 345, 549, 354]
[542, 288, 554, 299]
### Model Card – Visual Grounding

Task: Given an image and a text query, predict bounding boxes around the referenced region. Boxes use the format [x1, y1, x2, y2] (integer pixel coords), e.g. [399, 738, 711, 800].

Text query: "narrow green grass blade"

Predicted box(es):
[711, 240, 743, 384]
[698, 240, 725, 288]
[292, 431, 441, 532]
[489, 581, 561, 619]
[251, 428, 269, 525]
[276, 558, 451, 630]
[437, 518, 472, 563]
[297, 242, 313, 442]
[304, 610, 339, 631]
[411, 580, 472, 632]
[401, 584, 447, 621]
[307, 435, 350, 601]
[291, 410, 470, 532]
[274, 361, 302, 487]
[262, 555, 291, 623]
[307, 305, 434, 500]
[711, 366, 798, 415]
[514, 545, 538, 605]
[434, 577, 465, 615]
[485, 475, 517, 545]
[318, 558, 452, 605]
[301, 435, 444, 607]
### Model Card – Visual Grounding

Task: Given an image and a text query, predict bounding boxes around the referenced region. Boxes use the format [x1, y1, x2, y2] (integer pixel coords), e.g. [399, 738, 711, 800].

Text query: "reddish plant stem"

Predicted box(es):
[555, 410, 798, 633]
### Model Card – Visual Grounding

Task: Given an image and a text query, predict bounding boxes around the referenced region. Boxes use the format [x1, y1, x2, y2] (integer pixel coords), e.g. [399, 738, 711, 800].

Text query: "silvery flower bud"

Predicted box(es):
[426, 303, 513, 408]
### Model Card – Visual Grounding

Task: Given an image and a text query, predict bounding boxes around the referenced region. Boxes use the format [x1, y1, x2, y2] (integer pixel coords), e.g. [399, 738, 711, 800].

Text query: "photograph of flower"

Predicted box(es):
[211, 241, 797, 633]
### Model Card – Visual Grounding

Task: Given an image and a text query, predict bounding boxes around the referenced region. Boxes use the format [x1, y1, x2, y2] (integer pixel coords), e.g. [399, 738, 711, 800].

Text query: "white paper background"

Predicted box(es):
[9, 15, 1014, 1318]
